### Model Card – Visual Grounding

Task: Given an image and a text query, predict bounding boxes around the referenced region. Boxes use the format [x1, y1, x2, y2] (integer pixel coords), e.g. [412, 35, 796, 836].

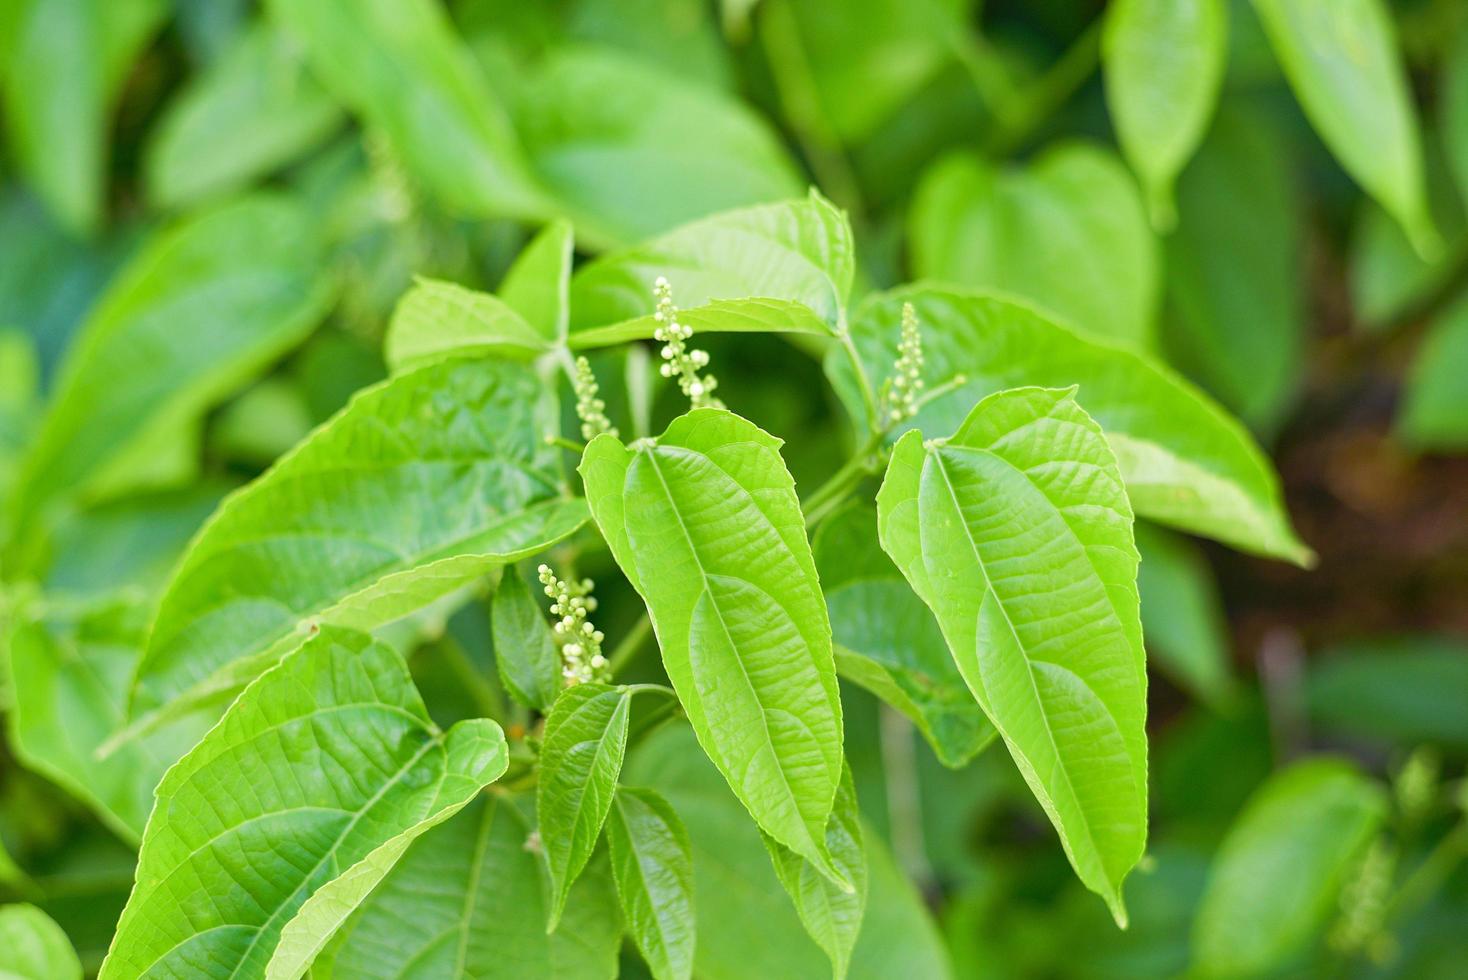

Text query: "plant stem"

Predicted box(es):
[801, 428, 885, 527]
[607, 613, 653, 676]
[983, 16, 1103, 158]
[1385, 820, 1468, 924]
[544, 434, 587, 454]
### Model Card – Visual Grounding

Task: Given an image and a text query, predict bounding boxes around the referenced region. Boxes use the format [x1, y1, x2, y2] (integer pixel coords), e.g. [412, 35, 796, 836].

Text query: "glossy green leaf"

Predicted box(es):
[145, 22, 343, 209]
[608, 787, 696, 980]
[761, 765, 867, 979]
[384, 279, 549, 372]
[537, 683, 632, 927]
[1134, 523, 1233, 704]
[1306, 636, 1468, 750]
[875, 386, 1147, 922]
[8, 195, 332, 544]
[0, 904, 82, 980]
[1103, 0, 1228, 227]
[132, 356, 586, 720]
[1192, 758, 1387, 976]
[831, 285, 1310, 564]
[579, 409, 846, 883]
[500, 220, 575, 343]
[1399, 294, 1468, 451]
[909, 143, 1159, 348]
[812, 502, 994, 767]
[1251, 0, 1437, 257]
[491, 565, 562, 711]
[99, 627, 509, 980]
[311, 795, 622, 979]
[569, 191, 854, 345]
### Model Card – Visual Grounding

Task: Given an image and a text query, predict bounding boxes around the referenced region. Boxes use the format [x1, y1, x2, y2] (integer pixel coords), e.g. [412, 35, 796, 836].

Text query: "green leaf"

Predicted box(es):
[491, 565, 562, 711]
[132, 356, 587, 720]
[1192, 758, 1388, 976]
[1306, 636, 1468, 750]
[144, 22, 343, 209]
[1134, 523, 1233, 705]
[832, 285, 1310, 564]
[1251, 0, 1437, 257]
[579, 409, 847, 883]
[267, 0, 548, 220]
[1102, 0, 1228, 228]
[0, 904, 82, 980]
[311, 795, 622, 980]
[812, 502, 994, 767]
[1399, 294, 1468, 451]
[500, 220, 575, 343]
[909, 143, 1159, 348]
[537, 683, 632, 927]
[1444, 26, 1468, 206]
[384, 279, 550, 372]
[569, 191, 854, 345]
[1, 0, 165, 234]
[99, 627, 509, 980]
[608, 787, 697, 980]
[514, 46, 802, 247]
[8, 195, 331, 550]
[875, 386, 1147, 923]
[761, 765, 867, 979]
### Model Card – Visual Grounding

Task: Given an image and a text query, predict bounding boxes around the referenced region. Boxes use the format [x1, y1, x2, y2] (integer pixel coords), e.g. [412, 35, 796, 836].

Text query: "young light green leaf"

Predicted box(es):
[569, 191, 854, 345]
[0, 904, 82, 980]
[607, 787, 696, 980]
[267, 0, 549, 220]
[1134, 523, 1234, 704]
[1193, 758, 1388, 976]
[761, 765, 867, 980]
[310, 796, 622, 980]
[99, 626, 509, 980]
[1102, 0, 1228, 228]
[813, 502, 994, 767]
[132, 357, 587, 720]
[500, 220, 575, 343]
[1399, 293, 1468, 451]
[538, 683, 633, 928]
[579, 410, 847, 884]
[384, 278, 550, 372]
[491, 565, 562, 711]
[909, 143, 1159, 348]
[8, 195, 332, 546]
[144, 21, 343, 209]
[876, 386, 1147, 923]
[831, 285, 1310, 564]
[1251, 0, 1437, 257]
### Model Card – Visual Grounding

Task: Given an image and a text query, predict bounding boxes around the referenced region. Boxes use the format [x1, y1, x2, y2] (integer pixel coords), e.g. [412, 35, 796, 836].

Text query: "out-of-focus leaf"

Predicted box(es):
[132, 357, 586, 720]
[1134, 523, 1233, 704]
[1102, 0, 1228, 227]
[909, 143, 1159, 349]
[0, 903, 82, 980]
[145, 22, 343, 208]
[831, 286, 1311, 564]
[1306, 636, 1468, 749]
[1163, 104, 1304, 433]
[210, 378, 314, 467]
[0, 330, 39, 511]
[385, 278, 550, 372]
[491, 565, 561, 711]
[99, 627, 509, 980]
[1192, 758, 1387, 976]
[1445, 27, 1468, 206]
[608, 787, 696, 980]
[1400, 295, 1468, 451]
[876, 386, 1147, 924]
[1251, 0, 1437, 256]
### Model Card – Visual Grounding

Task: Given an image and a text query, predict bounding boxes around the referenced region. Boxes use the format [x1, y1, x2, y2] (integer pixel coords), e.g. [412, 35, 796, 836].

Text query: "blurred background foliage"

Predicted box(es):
[1, 0, 1467, 976]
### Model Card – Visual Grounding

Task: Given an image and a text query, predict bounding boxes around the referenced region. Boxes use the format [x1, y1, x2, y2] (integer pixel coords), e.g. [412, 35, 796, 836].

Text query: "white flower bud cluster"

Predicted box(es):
[880, 302, 924, 425]
[653, 276, 724, 410]
[1329, 838, 1396, 961]
[573, 355, 617, 441]
[538, 564, 609, 686]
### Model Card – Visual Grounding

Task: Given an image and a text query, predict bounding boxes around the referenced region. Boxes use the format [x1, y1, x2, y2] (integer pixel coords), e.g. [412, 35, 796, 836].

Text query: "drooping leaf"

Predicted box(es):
[831, 285, 1310, 564]
[144, 22, 344, 209]
[608, 787, 697, 980]
[500, 220, 575, 343]
[1192, 758, 1388, 976]
[384, 278, 550, 373]
[310, 795, 622, 980]
[875, 386, 1147, 923]
[812, 502, 994, 767]
[568, 191, 854, 347]
[1305, 636, 1468, 750]
[1102, 0, 1228, 227]
[1134, 523, 1233, 705]
[1399, 294, 1468, 451]
[491, 565, 562, 711]
[0, 903, 82, 980]
[761, 765, 867, 979]
[132, 356, 586, 720]
[99, 627, 509, 980]
[1251, 0, 1437, 256]
[538, 683, 632, 927]
[579, 409, 847, 883]
[909, 143, 1159, 348]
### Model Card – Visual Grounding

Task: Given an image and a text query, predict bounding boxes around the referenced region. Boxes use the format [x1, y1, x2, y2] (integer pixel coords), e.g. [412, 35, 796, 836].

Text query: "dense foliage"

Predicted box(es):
[1, 0, 1467, 977]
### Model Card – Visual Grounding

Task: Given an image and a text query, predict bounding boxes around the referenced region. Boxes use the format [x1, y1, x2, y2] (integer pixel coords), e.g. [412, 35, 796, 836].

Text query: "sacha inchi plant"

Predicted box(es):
[8, 186, 1317, 980]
